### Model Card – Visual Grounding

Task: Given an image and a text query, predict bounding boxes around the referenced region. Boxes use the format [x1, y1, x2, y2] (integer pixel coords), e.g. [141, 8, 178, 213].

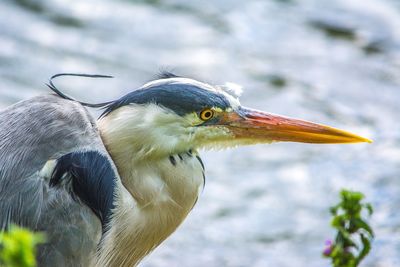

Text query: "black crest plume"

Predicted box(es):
[47, 73, 114, 108]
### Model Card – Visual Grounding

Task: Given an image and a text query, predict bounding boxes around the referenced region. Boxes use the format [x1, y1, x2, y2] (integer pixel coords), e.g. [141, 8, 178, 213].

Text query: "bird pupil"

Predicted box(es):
[200, 109, 213, 120]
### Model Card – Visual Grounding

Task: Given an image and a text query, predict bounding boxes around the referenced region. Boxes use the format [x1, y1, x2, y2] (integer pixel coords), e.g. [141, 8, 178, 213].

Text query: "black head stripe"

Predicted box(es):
[101, 82, 231, 117]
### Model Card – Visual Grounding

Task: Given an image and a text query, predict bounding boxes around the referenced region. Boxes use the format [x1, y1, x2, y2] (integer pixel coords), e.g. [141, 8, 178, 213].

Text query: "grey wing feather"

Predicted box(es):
[0, 94, 110, 266]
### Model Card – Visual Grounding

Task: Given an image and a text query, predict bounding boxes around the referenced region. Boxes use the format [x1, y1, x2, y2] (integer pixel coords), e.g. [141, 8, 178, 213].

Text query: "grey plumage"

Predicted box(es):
[0, 94, 111, 266]
[0, 90, 207, 266]
[0, 76, 221, 266]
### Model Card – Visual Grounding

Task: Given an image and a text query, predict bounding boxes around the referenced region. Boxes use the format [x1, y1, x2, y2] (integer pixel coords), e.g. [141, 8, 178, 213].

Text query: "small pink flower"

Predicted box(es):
[323, 239, 334, 256]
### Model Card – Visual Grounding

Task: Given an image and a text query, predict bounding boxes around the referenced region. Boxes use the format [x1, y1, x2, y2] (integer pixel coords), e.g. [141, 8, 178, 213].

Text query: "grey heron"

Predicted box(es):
[0, 72, 371, 266]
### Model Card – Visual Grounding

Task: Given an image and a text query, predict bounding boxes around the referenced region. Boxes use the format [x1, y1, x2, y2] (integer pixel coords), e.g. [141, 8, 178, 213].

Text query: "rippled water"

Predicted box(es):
[1, 0, 399, 266]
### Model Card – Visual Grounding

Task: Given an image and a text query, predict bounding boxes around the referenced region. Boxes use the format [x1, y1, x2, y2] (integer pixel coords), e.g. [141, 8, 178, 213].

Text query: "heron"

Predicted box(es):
[0, 72, 371, 266]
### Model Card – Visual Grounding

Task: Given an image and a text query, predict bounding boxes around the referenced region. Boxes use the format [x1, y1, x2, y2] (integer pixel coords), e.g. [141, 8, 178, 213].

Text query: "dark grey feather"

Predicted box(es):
[0, 94, 116, 266]
[50, 151, 117, 232]
[156, 71, 180, 79]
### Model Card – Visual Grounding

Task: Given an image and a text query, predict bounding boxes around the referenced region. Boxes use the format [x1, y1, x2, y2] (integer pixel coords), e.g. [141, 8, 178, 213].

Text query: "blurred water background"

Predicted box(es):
[0, 0, 399, 266]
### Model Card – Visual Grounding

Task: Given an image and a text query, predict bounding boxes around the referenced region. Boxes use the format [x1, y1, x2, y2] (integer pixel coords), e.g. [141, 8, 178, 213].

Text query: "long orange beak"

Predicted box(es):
[221, 107, 372, 144]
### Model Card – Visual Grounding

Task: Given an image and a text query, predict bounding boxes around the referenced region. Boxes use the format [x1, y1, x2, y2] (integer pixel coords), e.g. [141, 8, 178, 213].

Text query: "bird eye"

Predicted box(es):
[200, 109, 214, 121]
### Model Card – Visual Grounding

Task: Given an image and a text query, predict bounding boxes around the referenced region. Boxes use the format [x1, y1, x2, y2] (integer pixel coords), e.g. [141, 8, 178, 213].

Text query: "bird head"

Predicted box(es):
[97, 73, 371, 159]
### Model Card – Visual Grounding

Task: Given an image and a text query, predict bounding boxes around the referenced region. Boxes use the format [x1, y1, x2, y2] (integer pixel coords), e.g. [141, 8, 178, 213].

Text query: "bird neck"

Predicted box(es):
[96, 151, 204, 266]
[96, 113, 205, 266]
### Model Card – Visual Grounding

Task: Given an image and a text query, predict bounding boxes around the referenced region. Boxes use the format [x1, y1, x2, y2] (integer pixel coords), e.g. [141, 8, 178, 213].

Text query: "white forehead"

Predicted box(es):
[141, 77, 242, 109]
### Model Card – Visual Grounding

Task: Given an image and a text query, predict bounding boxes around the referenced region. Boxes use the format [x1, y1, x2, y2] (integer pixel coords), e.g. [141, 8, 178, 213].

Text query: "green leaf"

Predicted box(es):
[365, 204, 373, 215]
[0, 225, 45, 267]
[356, 234, 372, 265]
[354, 219, 374, 238]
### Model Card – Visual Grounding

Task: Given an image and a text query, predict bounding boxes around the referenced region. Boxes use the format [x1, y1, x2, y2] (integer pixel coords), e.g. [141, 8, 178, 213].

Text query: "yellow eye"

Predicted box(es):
[200, 108, 214, 121]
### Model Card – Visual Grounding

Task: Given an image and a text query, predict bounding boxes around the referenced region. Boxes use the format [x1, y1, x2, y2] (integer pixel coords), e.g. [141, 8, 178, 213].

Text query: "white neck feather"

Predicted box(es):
[96, 106, 204, 266]
[98, 104, 195, 160]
